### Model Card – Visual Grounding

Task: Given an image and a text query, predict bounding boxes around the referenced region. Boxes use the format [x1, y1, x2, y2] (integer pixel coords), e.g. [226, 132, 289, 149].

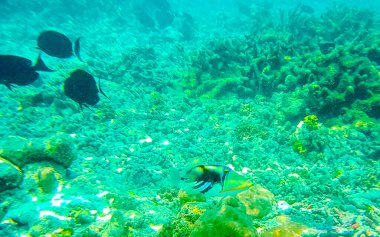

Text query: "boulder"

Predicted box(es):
[0, 157, 23, 192]
[0, 134, 76, 168]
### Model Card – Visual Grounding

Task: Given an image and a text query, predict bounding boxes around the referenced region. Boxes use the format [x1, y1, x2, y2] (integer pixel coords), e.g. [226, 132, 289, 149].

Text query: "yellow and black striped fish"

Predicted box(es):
[181, 165, 253, 194]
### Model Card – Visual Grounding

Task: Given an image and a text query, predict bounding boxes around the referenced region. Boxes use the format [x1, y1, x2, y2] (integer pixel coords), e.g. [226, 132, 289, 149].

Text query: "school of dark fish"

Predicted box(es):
[0, 30, 106, 110]
[1, 0, 194, 111]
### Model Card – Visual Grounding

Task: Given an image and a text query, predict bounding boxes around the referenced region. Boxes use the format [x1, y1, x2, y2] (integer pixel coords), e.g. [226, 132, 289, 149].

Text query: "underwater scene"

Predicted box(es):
[0, 0, 379, 236]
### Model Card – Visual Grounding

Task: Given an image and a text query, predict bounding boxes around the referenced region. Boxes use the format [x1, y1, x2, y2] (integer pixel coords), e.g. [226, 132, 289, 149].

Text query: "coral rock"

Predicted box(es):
[190, 202, 258, 237]
[37, 167, 59, 193]
[178, 189, 206, 206]
[236, 185, 275, 218]
[0, 157, 22, 192]
[0, 134, 76, 168]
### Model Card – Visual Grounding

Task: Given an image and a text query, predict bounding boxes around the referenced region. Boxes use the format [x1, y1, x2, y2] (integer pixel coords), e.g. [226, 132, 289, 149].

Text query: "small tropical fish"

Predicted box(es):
[64, 69, 108, 109]
[37, 30, 82, 61]
[181, 165, 253, 194]
[0, 54, 52, 91]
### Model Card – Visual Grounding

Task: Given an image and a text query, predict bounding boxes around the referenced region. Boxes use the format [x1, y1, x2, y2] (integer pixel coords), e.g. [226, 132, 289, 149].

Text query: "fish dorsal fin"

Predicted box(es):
[74, 38, 83, 62]
[33, 54, 54, 72]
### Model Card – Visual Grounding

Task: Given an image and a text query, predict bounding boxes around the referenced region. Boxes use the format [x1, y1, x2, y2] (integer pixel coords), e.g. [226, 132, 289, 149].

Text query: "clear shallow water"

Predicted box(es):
[0, 0, 379, 236]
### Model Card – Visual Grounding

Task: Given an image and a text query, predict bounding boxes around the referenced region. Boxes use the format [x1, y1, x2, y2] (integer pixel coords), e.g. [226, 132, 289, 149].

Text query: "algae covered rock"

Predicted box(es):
[162, 186, 275, 236]
[22, 162, 65, 194]
[189, 201, 259, 237]
[178, 189, 206, 206]
[0, 157, 23, 192]
[0, 134, 76, 168]
[158, 202, 211, 237]
[43, 134, 77, 168]
[260, 216, 307, 237]
[261, 218, 307, 237]
[237, 185, 275, 218]
[0, 136, 34, 167]
[37, 167, 60, 193]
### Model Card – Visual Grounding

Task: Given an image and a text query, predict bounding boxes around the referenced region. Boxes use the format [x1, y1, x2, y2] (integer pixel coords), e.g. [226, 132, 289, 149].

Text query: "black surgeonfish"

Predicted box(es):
[319, 41, 335, 54]
[181, 165, 253, 194]
[37, 30, 82, 61]
[0, 54, 52, 91]
[64, 69, 108, 109]
[133, 0, 174, 29]
[299, 4, 314, 14]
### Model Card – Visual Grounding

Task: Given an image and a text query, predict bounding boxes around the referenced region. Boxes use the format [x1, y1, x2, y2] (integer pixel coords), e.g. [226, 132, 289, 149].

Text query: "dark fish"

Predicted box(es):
[133, 0, 174, 29]
[155, 9, 174, 29]
[236, 1, 251, 16]
[148, 0, 171, 12]
[0, 54, 52, 91]
[319, 41, 335, 54]
[37, 30, 82, 61]
[181, 165, 253, 194]
[300, 4, 314, 14]
[64, 69, 108, 109]
[134, 6, 156, 28]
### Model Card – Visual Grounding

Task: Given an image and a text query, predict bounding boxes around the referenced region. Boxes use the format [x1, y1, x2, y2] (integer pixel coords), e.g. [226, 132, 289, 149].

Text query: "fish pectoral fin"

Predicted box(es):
[193, 181, 213, 193]
[199, 182, 213, 193]
[193, 181, 206, 189]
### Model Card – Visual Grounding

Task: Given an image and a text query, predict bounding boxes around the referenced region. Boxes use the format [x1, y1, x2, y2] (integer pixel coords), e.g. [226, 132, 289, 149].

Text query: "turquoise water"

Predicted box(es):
[0, 0, 379, 236]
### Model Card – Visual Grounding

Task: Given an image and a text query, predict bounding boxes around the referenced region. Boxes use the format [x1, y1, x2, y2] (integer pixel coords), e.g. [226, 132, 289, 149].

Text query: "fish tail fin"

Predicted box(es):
[74, 38, 83, 62]
[5, 83, 14, 91]
[98, 78, 110, 100]
[34, 54, 53, 72]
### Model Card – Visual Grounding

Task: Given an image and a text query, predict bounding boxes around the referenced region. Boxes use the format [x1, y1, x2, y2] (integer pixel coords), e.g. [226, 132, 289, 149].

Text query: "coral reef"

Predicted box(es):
[160, 186, 276, 236]
[1, 2, 379, 236]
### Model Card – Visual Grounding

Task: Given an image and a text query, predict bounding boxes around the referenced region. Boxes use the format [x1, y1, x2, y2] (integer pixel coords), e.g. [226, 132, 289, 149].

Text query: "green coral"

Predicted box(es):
[292, 140, 308, 155]
[198, 76, 244, 99]
[51, 228, 74, 237]
[239, 103, 255, 116]
[303, 115, 319, 130]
